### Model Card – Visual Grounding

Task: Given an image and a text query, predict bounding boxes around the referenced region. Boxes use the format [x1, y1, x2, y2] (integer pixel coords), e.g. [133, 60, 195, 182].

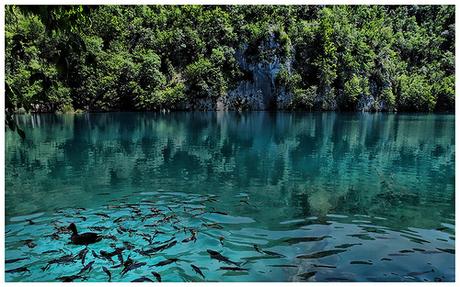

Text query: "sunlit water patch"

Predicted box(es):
[5, 112, 455, 282]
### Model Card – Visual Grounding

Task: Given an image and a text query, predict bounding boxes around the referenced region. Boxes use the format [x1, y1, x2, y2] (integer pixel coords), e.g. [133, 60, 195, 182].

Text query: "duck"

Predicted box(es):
[68, 223, 102, 245]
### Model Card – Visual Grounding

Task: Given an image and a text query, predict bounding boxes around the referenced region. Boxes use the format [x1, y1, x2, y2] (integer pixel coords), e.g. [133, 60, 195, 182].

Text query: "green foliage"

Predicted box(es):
[397, 74, 435, 111]
[4, 5, 455, 115]
[185, 58, 226, 99]
[290, 86, 317, 110]
[343, 74, 364, 109]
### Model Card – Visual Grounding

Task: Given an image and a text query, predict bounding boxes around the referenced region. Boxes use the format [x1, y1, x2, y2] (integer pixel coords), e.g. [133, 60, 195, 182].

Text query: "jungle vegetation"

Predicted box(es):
[5, 5, 455, 118]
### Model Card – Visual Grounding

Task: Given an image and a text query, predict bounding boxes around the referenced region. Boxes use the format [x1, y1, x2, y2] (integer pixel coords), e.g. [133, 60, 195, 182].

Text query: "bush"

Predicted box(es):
[290, 86, 317, 110]
[397, 74, 435, 112]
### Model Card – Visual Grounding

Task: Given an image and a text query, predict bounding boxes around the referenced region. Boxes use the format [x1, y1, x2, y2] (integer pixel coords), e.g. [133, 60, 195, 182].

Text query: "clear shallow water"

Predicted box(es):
[5, 112, 455, 282]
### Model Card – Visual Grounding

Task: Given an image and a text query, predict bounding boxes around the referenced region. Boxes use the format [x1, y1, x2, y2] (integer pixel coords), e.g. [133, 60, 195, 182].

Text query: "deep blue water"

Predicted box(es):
[5, 112, 455, 282]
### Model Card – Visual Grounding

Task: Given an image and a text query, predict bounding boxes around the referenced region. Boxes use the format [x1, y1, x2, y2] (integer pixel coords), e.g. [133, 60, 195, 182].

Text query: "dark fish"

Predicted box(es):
[5, 257, 28, 264]
[219, 266, 248, 271]
[101, 234, 118, 241]
[123, 241, 135, 250]
[77, 260, 95, 275]
[99, 251, 115, 263]
[89, 226, 109, 231]
[152, 271, 162, 282]
[381, 258, 392, 261]
[153, 258, 179, 267]
[252, 244, 284, 257]
[139, 233, 153, 244]
[421, 250, 443, 254]
[92, 250, 101, 259]
[121, 262, 146, 275]
[182, 230, 197, 243]
[334, 243, 362, 249]
[23, 239, 36, 248]
[123, 256, 133, 267]
[42, 254, 76, 271]
[132, 276, 154, 282]
[102, 266, 112, 281]
[191, 264, 205, 278]
[312, 264, 336, 269]
[348, 234, 374, 240]
[207, 250, 240, 266]
[45, 233, 61, 240]
[6, 266, 30, 273]
[56, 274, 86, 282]
[324, 277, 352, 282]
[74, 247, 88, 265]
[202, 222, 224, 229]
[269, 264, 298, 268]
[26, 219, 35, 225]
[113, 216, 127, 223]
[117, 253, 124, 266]
[350, 260, 372, 265]
[284, 236, 330, 244]
[100, 247, 124, 263]
[296, 249, 346, 259]
[43, 249, 62, 254]
[298, 271, 317, 280]
[408, 269, 434, 276]
[143, 240, 177, 254]
[437, 248, 454, 254]
[262, 249, 285, 257]
[253, 244, 263, 253]
[210, 211, 228, 215]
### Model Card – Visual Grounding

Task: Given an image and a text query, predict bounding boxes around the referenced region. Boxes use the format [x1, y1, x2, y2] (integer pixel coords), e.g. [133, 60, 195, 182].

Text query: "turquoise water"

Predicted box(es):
[5, 112, 455, 282]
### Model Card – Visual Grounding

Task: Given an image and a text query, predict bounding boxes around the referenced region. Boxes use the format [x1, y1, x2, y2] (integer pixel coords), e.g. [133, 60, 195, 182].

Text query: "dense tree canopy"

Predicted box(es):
[5, 5, 455, 114]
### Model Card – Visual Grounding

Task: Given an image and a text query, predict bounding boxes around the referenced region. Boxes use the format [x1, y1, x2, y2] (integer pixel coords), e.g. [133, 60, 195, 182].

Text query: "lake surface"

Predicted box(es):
[5, 112, 455, 282]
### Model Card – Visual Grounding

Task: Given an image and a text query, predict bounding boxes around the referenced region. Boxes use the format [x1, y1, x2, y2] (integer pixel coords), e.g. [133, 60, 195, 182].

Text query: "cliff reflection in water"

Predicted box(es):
[6, 112, 454, 231]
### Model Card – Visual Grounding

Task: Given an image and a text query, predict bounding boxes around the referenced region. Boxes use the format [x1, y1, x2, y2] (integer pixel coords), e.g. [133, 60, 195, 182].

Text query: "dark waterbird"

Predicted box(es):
[207, 249, 240, 266]
[68, 223, 102, 245]
[102, 266, 112, 281]
[6, 266, 30, 273]
[191, 264, 205, 278]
